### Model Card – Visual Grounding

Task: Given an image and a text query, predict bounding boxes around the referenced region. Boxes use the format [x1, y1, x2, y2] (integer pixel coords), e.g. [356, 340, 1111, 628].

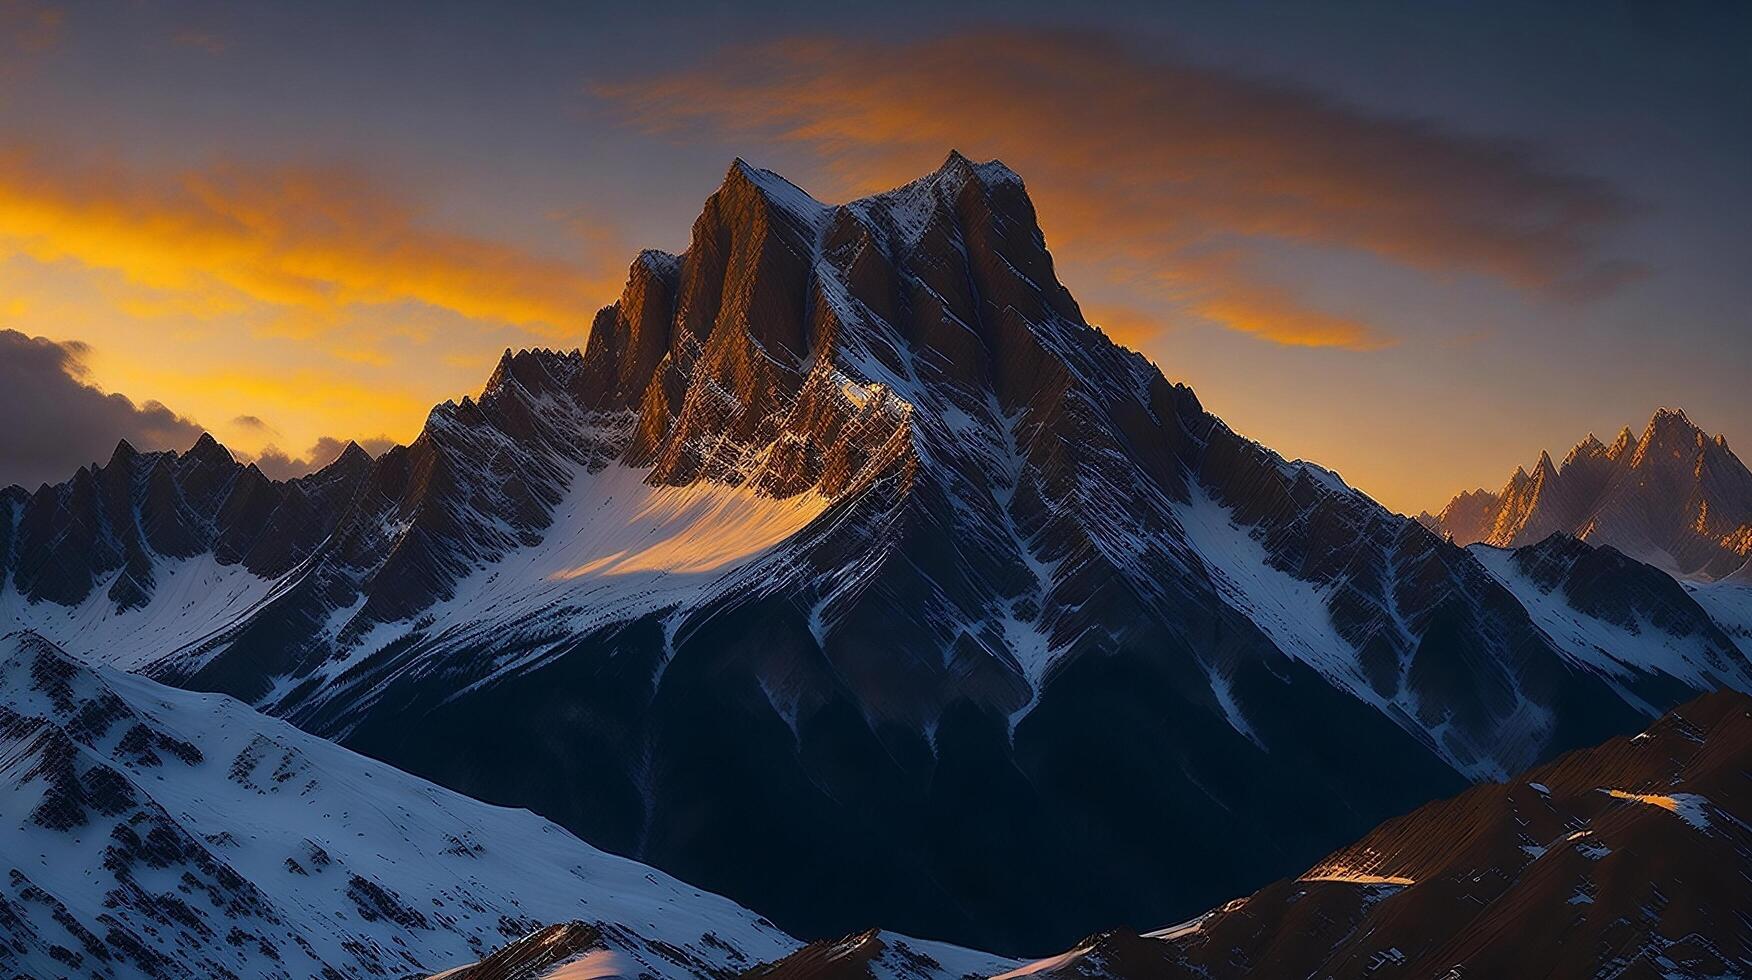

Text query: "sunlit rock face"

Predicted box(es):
[10, 155, 1748, 955]
[993, 689, 1752, 980]
[1424, 408, 1752, 580]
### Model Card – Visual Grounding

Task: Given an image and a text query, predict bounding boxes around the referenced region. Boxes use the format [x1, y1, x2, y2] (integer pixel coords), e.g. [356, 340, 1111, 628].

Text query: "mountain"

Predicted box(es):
[1470, 533, 1752, 711]
[0, 436, 373, 665]
[1422, 408, 1752, 580]
[5, 153, 1749, 955]
[979, 687, 1752, 979]
[0, 630, 799, 979]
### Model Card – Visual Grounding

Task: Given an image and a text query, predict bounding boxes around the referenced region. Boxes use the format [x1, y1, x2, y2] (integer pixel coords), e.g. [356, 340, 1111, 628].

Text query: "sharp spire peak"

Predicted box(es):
[185, 431, 235, 466]
[716, 157, 825, 219]
[1646, 406, 1699, 432]
[940, 148, 975, 172]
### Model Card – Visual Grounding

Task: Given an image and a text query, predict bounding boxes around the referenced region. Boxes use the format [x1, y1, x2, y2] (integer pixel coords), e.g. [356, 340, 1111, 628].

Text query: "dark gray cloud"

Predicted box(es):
[231, 414, 274, 432]
[0, 329, 204, 490]
[248, 435, 395, 481]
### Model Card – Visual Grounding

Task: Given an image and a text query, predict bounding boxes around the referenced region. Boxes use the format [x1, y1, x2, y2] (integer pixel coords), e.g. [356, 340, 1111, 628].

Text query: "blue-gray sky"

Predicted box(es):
[1, 0, 1746, 510]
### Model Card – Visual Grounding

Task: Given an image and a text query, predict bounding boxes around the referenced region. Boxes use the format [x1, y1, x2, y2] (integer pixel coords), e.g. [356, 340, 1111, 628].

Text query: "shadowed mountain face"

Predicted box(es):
[4, 155, 1749, 955]
[1423, 409, 1752, 580]
[980, 688, 1752, 980]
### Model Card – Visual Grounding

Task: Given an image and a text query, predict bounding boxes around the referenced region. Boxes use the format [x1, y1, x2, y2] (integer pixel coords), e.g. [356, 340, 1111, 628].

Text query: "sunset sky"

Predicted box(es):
[1, 0, 1747, 512]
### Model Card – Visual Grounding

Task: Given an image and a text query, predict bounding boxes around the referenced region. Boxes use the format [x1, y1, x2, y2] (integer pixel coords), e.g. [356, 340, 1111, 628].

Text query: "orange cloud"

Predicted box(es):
[594, 30, 1632, 350]
[1081, 303, 1170, 350]
[0, 151, 620, 336]
[1190, 284, 1391, 352]
[1150, 250, 1396, 351]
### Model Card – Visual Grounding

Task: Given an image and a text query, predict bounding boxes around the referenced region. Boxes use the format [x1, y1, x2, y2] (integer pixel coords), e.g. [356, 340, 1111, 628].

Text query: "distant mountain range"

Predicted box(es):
[4, 154, 1749, 958]
[1422, 408, 1752, 581]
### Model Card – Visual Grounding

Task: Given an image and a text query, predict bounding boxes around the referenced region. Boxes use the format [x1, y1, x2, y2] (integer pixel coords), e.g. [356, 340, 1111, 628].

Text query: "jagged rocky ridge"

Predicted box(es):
[1423, 408, 1752, 580]
[0, 436, 373, 665]
[0, 631, 798, 979]
[5, 154, 1750, 954]
[972, 688, 1752, 979]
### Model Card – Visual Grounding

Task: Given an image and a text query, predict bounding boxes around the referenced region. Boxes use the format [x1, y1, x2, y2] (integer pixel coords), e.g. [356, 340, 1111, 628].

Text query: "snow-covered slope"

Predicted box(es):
[1471, 537, 1752, 710]
[0, 631, 796, 979]
[194, 459, 833, 726]
[1173, 483, 1553, 777]
[1686, 580, 1752, 658]
[0, 554, 278, 671]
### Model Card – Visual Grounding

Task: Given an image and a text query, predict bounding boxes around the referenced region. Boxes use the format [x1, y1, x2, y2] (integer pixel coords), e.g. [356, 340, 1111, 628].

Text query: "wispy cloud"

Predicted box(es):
[0, 151, 623, 338]
[594, 29, 1634, 350]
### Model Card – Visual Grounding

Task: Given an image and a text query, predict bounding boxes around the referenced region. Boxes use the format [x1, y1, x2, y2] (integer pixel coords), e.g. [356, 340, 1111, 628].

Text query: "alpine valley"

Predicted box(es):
[4, 155, 1751, 973]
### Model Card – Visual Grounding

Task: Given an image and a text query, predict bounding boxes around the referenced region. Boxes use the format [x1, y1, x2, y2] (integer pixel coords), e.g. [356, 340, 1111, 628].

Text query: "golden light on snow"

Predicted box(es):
[550, 477, 831, 579]
[1298, 870, 1418, 886]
